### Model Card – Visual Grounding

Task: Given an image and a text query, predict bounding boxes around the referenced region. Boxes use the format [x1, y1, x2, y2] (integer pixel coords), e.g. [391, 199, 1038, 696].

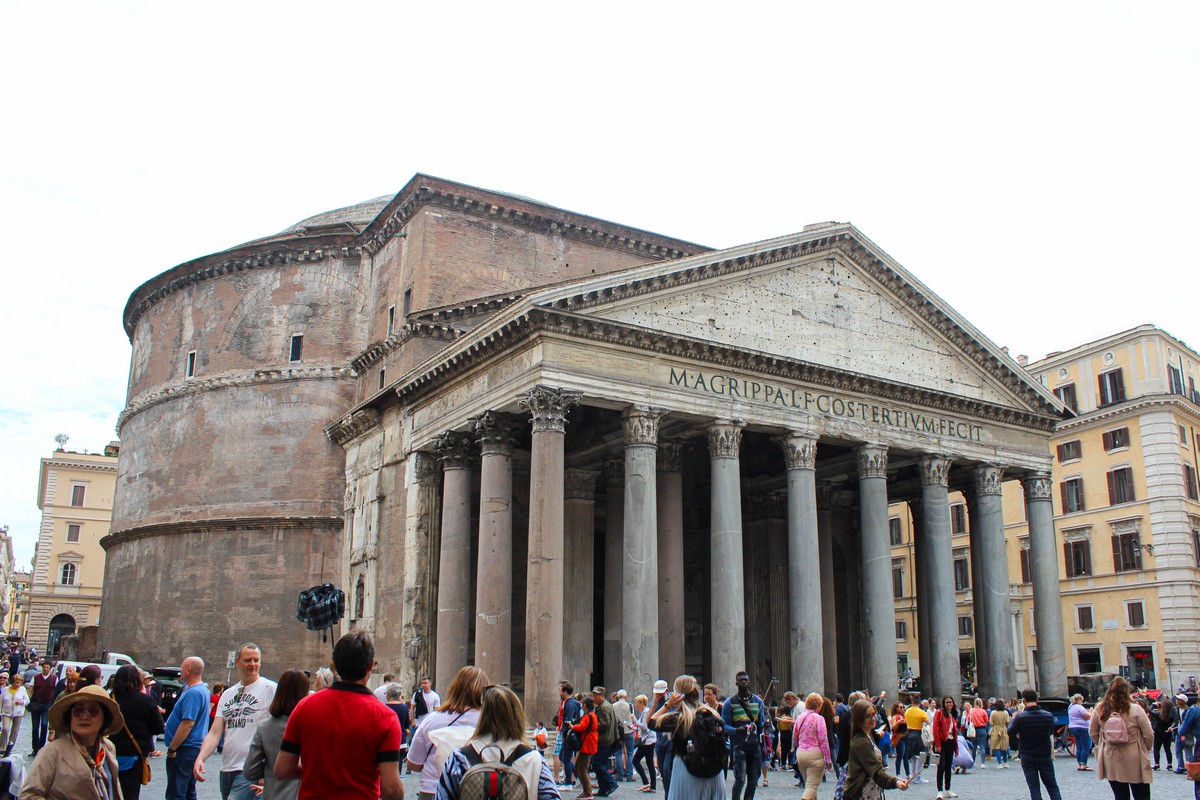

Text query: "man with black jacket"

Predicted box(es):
[1008, 690, 1062, 800]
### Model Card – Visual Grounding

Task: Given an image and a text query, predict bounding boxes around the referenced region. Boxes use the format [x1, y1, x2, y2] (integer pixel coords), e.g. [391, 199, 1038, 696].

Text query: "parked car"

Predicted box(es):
[150, 666, 184, 714]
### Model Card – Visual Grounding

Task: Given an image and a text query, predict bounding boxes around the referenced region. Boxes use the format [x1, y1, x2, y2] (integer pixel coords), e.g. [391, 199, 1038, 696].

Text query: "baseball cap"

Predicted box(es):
[592, 685, 606, 695]
[653, 679, 669, 693]
[1178, 693, 1189, 702]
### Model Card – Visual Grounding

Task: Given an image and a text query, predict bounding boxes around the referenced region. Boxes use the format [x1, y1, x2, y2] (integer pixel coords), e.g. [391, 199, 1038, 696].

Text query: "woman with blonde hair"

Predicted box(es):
[436, 685, 558, 800]
[408, 665, 490, 800]
[1089, 676, 1152, 800]
[792, 692, 833, 799]
[650, 675, 725, 799]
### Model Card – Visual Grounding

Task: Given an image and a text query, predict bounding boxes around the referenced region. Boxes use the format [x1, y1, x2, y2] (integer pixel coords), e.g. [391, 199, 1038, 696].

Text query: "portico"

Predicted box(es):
[332, 223, 1066, 724]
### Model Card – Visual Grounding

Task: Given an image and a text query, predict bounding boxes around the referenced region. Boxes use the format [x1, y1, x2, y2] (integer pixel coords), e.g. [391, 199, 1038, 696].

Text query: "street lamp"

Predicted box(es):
[1166, 657, 1173, 695]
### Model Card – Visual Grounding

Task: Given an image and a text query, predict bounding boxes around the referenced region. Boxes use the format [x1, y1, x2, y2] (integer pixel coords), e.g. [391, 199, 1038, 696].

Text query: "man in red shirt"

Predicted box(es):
[276, 631, 404, 800]
[27, 660, 57, 756]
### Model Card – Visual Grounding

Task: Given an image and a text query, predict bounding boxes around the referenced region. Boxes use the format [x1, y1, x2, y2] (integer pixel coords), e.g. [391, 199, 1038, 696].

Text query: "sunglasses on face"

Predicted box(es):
[72, 704, 103, 718]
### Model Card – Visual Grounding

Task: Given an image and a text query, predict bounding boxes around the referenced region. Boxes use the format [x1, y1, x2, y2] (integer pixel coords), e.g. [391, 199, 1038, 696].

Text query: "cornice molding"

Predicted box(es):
[360, 185, 703, 260]
[1054, 394, 1200, 433]
[42, 459, 116, 474]
[325, 409, 381, 446]
[119, 364, 354, 434]
[124, 239, 361, 339]
[102, 514, 343, 549]
[387, 308, 1059, 433]
[351, 323, 461, 375]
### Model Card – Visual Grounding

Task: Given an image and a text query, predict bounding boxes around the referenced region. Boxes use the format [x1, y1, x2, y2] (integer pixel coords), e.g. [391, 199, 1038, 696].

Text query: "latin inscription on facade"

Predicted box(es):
[668, 367, 985, 442]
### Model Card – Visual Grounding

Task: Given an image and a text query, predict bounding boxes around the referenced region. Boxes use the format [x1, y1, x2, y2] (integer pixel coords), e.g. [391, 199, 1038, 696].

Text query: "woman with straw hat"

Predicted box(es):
[19, 684, 125, 799]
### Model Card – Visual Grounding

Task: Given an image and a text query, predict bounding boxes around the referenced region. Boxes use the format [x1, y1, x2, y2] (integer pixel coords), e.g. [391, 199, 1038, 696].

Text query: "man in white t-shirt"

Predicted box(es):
[411, 676, 440, 726]
[373, 673, 398, 703]
[194, 643, 278, 800]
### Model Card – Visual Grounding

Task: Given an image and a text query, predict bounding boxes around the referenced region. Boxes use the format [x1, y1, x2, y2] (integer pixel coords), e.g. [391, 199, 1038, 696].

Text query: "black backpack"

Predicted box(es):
[683, 708, 729, 778]
[566, 712, 592, 751]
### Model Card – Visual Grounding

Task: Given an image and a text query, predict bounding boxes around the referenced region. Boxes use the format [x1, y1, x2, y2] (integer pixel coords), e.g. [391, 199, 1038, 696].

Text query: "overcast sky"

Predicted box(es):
[1, 1, 1196, 568]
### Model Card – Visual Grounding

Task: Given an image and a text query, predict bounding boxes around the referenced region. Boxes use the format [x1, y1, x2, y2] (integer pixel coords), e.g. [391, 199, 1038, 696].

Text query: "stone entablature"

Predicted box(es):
[358, 177, 707, 259]
[118, 364, 355, 433]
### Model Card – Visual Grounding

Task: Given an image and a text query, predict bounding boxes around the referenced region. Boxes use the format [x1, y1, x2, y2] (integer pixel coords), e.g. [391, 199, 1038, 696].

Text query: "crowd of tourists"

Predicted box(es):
[3, 636, 1198, 800]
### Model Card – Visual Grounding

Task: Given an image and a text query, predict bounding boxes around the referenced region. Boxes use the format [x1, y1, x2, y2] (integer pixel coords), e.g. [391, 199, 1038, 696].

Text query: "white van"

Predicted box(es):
[53, 660, 123, 687]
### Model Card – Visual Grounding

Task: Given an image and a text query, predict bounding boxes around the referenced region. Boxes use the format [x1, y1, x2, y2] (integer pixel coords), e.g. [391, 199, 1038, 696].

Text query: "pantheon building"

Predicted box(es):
[103, 175, 1067, 723]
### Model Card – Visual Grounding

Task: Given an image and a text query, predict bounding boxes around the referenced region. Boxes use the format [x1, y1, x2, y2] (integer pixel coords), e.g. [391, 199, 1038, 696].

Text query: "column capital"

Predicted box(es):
[605, 457, 625, 488]
[776, 431, 818, 470]
[474, 410, 515, 456]
[413, 451, 440, 485]
[434, 430, 476, 470]
[565, 468, 600, 501]
[705, 419, 746, 459]
[1022, 472, 1053, 501]
[657, 440, 686, 473]
[919, 455, 952, 487]
[816, 481, 835, 509]
[621, 405, 666, 447]
[974, 464, 1006, 496]
[857, 444, 889, 479]
[518, 385, 582, 433]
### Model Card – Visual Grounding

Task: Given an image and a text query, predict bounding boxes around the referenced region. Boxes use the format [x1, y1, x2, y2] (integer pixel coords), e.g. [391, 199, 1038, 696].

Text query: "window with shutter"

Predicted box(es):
[1107, 467, 1135, 504]
[1020, 548, 1031, 583]
[1099, 369, 1126, 406]
[1112, 533, 1142, 572]
[1127, 601, 1145, 628]
[1054, 383, 1079, 413]
[1076, 605, 1094, 631]
[1061, 478, 1085, 513]
[1103, 428, 1130, 451]
[951, 504, 967, 534]
[1065, 540, 1092, 577]
[1184, 465, 1198, 501]
[1057, 440, 1081, 462]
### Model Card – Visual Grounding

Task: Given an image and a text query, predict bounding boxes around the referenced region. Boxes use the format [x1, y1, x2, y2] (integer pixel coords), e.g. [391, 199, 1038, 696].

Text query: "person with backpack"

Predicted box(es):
[407, 665, 489, 800]
[650, 674, 727, 800]
[721, 670, 769, 800]
[436, 684, 560, 800]
[1088, 676, 1153, 800]
[589, 686, 620, 797]
[571, 697, 601, 800]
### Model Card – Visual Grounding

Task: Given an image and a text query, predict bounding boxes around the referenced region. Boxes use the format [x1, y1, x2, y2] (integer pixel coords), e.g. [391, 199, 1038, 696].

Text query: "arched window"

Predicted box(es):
[59, 563, 77, 586]
[354, 574, 365, 621]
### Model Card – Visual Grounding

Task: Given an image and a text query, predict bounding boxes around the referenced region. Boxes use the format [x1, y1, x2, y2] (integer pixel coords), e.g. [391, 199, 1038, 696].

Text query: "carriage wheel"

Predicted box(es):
[1062, 729, 1076, 757]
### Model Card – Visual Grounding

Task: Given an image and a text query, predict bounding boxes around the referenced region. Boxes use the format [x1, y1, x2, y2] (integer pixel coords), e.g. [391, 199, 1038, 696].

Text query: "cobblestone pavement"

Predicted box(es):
[9, 720, 1197, 799]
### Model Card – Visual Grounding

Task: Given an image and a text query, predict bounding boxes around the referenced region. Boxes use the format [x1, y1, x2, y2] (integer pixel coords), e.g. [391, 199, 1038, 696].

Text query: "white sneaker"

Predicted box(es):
[980, 763, 987, 768]
[947, 792, 959, 798]
[936, 793, 946, 799]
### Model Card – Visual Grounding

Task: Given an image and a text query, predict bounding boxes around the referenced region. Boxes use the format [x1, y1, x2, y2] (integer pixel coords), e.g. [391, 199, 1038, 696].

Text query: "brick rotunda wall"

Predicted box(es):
[102, 234, 366, 673]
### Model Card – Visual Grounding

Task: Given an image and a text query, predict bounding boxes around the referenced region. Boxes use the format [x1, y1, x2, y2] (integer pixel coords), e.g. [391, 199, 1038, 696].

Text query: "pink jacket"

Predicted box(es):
[792, 710, 831, 762]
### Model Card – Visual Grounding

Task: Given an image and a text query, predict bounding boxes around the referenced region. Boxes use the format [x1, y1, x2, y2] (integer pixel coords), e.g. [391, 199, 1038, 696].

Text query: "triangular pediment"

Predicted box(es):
[530, 226, 1062, 415]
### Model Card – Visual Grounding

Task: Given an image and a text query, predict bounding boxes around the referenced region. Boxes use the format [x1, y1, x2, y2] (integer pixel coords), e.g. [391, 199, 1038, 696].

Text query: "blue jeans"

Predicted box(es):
[219, 771, 257, 800]
[654, 737, 673, 795]
[995, 745, 1009, 765]
[619, 731, 635, 779]
[560, 740, 576, 785]
[29, 703, 49, 751]
[731, 746, 762, 800]
[166, 746, 201, 800]
[1071, 727, 1092, 765]
[895, 734, 909, 776]
[976, 731, 989, 762]
[592, 741, 619, 795]
[1020, 754, 1062, 800]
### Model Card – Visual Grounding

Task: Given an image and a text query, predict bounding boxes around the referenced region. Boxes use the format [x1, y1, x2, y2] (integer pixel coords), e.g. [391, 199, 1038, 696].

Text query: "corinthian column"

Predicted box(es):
[1023, 472, 1068, 697]
[858, 444, 896, 698]
[564, 468, 599, 693]
[474, 411, 514, 684]
[707, 419, 746, 687]
[974, 465, 1015, 699]
[434, 432, 475, 688]
[657, 441, 686, 681]
[817, 482, 838, 695]
[404, 451, 440, 691]
[603, 457, 624, 690]
[778, 432, 823, 691]
[920, 454, 959, 701]
[519, 385, 581, 725]
[622, 405, 664, 690]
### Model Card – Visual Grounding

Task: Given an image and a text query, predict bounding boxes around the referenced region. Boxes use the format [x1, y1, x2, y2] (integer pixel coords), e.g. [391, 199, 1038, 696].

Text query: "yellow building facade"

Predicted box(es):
[29, 443, 119, 655]
[893, 325, 1200, 696]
